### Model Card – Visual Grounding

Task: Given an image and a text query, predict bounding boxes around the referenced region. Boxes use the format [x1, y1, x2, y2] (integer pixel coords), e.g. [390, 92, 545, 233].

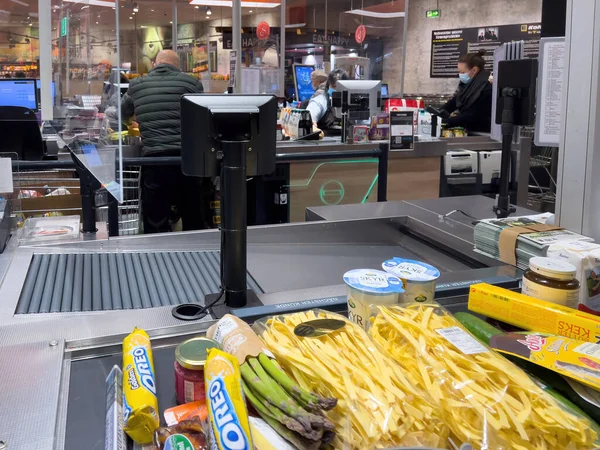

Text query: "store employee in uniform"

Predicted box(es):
[305, 68, 348, 132]
[121, 49, 209, 234]
[440, 50, 492, 132]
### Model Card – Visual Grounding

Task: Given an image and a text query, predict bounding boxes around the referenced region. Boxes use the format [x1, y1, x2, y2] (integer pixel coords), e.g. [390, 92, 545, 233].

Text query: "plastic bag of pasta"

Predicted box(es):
[369, 303, 599, 450]
[254, 309, 450, 450]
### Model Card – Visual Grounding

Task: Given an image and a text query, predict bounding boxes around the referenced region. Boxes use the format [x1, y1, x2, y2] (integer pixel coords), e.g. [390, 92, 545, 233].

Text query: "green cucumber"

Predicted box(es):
[454, 312, 600, 425]
[454, 312, 503, 345]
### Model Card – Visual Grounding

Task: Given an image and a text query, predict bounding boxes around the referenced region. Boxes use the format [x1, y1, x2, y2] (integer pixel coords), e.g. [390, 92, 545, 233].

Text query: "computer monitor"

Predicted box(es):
[180, 94, 277, 177]
[0, 79, 38, 111]
[333, 79, 381, 119]
[35, 80, 56, 107]
[381, 83, 389, 98]
[293, 64, 315, 102]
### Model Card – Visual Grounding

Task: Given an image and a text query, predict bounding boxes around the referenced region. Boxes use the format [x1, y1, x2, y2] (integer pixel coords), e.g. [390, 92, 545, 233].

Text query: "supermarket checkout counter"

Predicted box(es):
[0, 196, 528, 449]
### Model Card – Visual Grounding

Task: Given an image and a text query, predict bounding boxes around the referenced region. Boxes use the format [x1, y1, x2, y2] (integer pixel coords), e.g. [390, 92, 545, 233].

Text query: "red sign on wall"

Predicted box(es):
[355, 25, 367, 44]
[256, 21, 271, 40]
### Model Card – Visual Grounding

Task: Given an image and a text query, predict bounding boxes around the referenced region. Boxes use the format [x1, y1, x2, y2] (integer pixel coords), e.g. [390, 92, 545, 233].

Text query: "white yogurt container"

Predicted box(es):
[343, 269, 404, 329]
[382, 258, 440, 303]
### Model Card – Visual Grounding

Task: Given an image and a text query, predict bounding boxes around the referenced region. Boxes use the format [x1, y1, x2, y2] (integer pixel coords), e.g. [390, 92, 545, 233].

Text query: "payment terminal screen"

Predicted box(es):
[0, 80, 37, 110]
[294, 65, 315, 102]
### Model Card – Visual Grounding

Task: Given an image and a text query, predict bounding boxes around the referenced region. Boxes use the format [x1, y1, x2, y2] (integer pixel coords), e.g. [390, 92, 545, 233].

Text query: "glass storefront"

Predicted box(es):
[0, 0, 406, 229]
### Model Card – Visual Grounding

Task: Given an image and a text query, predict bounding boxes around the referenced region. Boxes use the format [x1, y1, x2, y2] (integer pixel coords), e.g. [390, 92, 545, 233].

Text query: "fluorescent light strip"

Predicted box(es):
[285, 22, 306, 28]
[9, 0, 29, 6]
[63, 0, 116, 7]
[345, 9, 405, 18]
[190, 0, 279, 7]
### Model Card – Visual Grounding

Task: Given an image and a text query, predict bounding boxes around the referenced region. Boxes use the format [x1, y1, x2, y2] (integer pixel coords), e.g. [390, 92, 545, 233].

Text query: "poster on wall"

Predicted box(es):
[430, 23, 542, 78]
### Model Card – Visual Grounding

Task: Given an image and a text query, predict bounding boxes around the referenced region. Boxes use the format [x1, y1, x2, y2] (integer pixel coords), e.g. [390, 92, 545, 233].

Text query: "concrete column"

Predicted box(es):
[556, 0, 600, 239]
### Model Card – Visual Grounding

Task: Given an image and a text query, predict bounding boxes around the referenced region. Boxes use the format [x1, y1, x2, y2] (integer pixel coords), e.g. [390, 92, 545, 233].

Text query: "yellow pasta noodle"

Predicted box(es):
[369, 304, 599, 450]
[255, 310, 449, 450]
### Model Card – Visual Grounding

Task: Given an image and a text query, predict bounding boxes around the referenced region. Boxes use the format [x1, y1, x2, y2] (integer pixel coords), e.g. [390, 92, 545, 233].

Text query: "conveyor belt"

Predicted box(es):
[15, 251, 262, 314]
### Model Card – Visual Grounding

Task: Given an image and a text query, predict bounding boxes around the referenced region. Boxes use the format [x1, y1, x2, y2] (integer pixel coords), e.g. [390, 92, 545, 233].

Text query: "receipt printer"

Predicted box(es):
[444, 150, 478, 176]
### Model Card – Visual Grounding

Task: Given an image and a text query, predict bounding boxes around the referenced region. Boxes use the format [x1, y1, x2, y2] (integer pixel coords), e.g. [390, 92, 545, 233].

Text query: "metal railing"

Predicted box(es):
[11, 143, 389, 236]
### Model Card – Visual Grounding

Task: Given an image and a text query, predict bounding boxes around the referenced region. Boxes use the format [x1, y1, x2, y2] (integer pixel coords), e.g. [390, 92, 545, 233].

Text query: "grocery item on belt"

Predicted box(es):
[208, 315, 337, 449]
[521, 256, 580, 308]
[491, 332, 600, 391]
[122, 327, 160, 444]
[343, 269, 404, 329]
[164, 401, 208, 427]
[382, 257, 440, 303]
[205, 348, 253, 450]
[105, 365, 126, 450]
[369, 303, 598, 449]
[248, 417, 296, 450]
[255, 309, 449, 449]
[468, 283, 600, 343]
[154, 419, 207, 450]
[547, 241, 600, 315]
[174, 337, 220, 405]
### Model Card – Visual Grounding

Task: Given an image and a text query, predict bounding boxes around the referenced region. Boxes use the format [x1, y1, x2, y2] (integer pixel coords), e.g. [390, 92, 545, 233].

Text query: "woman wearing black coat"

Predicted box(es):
[441, 50, 492, 132]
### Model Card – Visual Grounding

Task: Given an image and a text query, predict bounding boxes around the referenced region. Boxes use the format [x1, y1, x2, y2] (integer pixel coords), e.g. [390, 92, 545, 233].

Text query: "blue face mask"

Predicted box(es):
[328, 87, 335, 96]
[459, 72, 472, 84]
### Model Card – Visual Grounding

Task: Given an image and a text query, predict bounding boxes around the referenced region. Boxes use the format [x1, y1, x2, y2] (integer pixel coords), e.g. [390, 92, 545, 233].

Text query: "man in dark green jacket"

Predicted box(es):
[121, 50, 208, 233]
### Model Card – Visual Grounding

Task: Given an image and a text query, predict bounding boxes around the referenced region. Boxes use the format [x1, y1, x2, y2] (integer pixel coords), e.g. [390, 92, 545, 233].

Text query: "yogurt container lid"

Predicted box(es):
[381, 258, 440, 281]
[343, 269, 404, 294]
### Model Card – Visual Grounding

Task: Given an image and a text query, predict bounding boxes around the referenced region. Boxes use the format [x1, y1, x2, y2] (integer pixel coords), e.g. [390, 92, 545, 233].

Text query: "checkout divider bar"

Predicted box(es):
[12, 146, 389, 233]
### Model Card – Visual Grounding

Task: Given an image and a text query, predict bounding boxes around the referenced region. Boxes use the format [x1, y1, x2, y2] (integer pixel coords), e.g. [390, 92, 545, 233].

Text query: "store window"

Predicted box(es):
[284, 0, 406, 99]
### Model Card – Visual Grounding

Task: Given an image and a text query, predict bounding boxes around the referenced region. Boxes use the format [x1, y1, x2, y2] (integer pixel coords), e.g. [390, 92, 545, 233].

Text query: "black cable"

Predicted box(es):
[171, 289, 225, 321]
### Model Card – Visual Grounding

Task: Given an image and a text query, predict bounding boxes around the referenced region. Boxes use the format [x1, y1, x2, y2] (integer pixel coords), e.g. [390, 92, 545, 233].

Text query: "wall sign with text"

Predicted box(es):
[430, 23, 542, 78]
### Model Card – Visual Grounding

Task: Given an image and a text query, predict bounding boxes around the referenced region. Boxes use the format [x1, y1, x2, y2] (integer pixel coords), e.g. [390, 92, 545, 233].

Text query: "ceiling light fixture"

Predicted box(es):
[206, 6, 212, 15]
[133, 2, 139, 12]
[63, 0, 116, 8]
[248, 9, 252, 12]
[9, 0, 29, 6]
[189, 0, 279, 8]
[195, 5, 199, 8]
[345, 9, 405, 18]
[96, 21, 99, 24]
[129, 16, 133, 19]
[205, 15, 209, 19]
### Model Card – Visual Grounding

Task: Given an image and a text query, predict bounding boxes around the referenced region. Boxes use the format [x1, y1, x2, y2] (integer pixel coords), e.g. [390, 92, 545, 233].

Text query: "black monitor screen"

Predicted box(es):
[0, 79, 37, 110]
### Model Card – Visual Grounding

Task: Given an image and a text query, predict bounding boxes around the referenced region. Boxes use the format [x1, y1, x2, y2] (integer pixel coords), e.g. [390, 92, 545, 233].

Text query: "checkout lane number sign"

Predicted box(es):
[389, 111, 414, 151]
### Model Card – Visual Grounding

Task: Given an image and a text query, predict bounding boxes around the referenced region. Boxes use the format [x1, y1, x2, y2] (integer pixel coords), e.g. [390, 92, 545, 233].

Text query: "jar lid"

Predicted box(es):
[175, 337, 220, 370]
[381, 258, 440, 281]
[528, 256, 577, 281]
[343, 269, 404, 295]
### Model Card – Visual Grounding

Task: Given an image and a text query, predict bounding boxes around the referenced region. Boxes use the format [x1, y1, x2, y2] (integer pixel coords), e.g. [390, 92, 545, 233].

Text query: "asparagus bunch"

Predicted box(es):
[241, 353, 337, 449]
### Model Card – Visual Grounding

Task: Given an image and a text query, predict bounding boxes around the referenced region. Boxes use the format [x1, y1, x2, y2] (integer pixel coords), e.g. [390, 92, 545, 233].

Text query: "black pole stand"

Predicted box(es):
[493, 87, 518, 219]
[209, 141, 262, 316]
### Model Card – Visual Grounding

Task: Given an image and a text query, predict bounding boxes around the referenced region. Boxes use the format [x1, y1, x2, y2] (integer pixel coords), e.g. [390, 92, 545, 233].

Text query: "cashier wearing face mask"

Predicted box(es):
[305, 68, 348, 131]
[440, 50, 492, 132]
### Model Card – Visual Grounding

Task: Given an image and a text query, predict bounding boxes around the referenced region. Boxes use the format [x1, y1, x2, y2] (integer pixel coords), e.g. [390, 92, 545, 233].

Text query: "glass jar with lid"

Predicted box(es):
[522, 256, 580, 308]
[174, 337, 220, 405]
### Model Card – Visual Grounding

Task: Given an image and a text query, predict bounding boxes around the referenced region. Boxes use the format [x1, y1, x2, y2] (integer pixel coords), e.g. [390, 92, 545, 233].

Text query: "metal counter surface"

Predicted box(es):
[306, 195, 537, 224]
[0, 196, 521, 449]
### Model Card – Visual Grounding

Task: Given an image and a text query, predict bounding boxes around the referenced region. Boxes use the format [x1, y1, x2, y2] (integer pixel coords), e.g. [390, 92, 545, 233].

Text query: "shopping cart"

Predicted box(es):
[96, 166, 141, 236]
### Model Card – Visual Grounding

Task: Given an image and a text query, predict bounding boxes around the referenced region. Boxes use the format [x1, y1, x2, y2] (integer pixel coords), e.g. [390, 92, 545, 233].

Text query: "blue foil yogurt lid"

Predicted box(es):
[343, 269, 404, 294]
[382, 258, 440, 281]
